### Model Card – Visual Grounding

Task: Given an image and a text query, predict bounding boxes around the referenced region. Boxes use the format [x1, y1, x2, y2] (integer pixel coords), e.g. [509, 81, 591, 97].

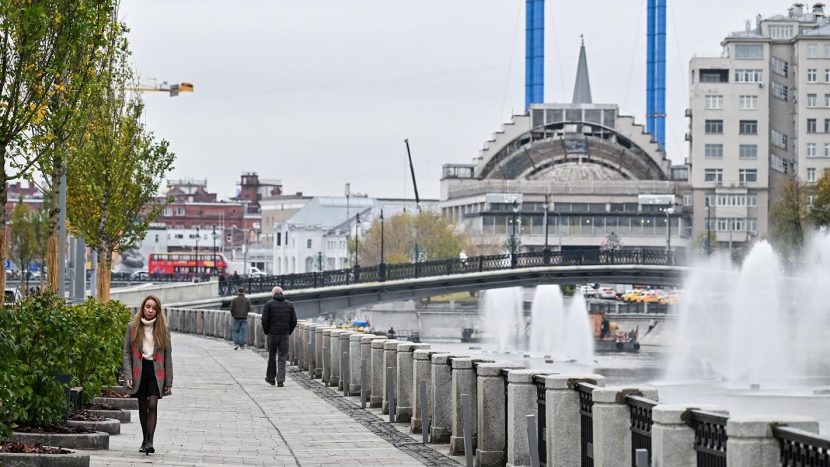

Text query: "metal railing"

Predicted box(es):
[773, 425, 830, 466]
[626, 395, 658, 467]
[688, 410, 728, 467]
[534, 375, 548, 466]
[588, 301, 670, 315]
[575, 382, 598, 467]
[218, 248, 683, 296]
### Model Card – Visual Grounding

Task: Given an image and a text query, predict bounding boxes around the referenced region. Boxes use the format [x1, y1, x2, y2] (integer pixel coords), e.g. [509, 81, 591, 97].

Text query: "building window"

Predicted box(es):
[808, 118, 818, 133]
[739, 144, 758, 159]
[748, 195, 757, 207]
[825, 143, 830, 157]
[809, 44, 818, 58]
[735, 69, 763, 83]
[276, 232, 281, 246]
[808, 167, 817, 182]
[826, 69, 830, 82]
[739, 168, 758, 185]
[704, 168, 723, 185]
[705, 144, 723, 159]
[738, 95, 758, 110]
[771, 129, 788, 149]
[700, 69, 729, 83]
[769, 25, 794, 40]
[772, 81, 788, 100]
[808, 93, 818, 107]
[739, 120, 758, 135]
[772, 56, 789, 76]
[735, 44, 764, 59]
[175, 207, 185, 216]
[163, 208, 172, 216]
[808, 68, 818, 83]
[307, 239, 312, 249]
[705, 94, 723, 109]
[807, 142, 817, 157]
[705, 119, 724, 134]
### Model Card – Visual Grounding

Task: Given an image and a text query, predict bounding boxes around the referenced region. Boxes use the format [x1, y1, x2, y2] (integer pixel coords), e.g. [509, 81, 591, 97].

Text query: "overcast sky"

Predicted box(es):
[120, 0, 788, 200]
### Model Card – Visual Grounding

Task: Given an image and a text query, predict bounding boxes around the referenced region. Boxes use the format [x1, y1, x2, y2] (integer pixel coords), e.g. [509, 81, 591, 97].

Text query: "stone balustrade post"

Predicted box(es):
[370, 337, 389, 408]
[411, 349, 435, 434]
[450, 358, 474, 455]
[307, 324, 318, 373]
[294, 322, 304, 368]
[430, 353, 455, 443]
[253, 314, 263, 348]
[507, 369, 543, 467]
[196, 310, 204, 335]
[314, 326, 325, 378]
[651, 404, 726, 467]
[224, 312, 232, 340]
[382, 340, 402, 413]
[349, 333, 366, 395]
[328, 330, 345, 387]
[726, 416, 818, 467]
[591, 386, 657, 467]
[321, 329, 333, 384]
[289, 323, 297, 365]
[360, 334, 377, 398]
[475, 364, 525, 467]
[545, 374, 606, 467]
[247, 314, 256, 347]
[338, 331, 355, 390]
[396, 342, 429, 423]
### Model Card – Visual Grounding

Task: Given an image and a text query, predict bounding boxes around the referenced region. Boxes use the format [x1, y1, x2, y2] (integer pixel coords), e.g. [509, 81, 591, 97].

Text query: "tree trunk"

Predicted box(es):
[97, 251, 111, 303]
[46, 233, 60, 292]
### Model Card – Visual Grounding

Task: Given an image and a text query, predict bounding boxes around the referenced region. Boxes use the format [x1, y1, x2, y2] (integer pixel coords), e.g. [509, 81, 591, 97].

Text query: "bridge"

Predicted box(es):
[170, 248, 687, 319]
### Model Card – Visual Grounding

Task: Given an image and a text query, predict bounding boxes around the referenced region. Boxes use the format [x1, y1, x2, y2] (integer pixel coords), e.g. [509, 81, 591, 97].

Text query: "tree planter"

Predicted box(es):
[91, 396, 137, 410]
[86, 409, 130, 423]
[0, 450, 90, 467]
[66, 418, 120, 435]
[8, 431, 109, 450]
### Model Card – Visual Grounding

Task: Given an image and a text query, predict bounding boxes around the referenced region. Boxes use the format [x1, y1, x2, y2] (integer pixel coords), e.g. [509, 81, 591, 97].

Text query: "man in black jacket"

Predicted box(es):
[260, 286, 297, 386]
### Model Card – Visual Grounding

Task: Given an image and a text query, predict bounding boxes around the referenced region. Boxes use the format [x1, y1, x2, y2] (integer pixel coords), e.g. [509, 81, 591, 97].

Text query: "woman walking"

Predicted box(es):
[123, 295, 173, 454]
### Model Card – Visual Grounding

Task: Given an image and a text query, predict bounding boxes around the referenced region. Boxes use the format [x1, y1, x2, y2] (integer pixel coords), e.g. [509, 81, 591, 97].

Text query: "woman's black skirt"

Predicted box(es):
[134, 358, 160, 398]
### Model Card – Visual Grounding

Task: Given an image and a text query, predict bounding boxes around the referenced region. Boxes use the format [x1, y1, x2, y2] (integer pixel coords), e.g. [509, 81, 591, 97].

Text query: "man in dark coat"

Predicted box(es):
[229, 287, 251, 350]
[260, 286, 297, 386]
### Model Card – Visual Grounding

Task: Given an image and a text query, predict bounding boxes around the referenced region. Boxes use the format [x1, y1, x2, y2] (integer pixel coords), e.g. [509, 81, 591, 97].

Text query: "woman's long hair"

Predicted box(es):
[130, 294, 170, 350]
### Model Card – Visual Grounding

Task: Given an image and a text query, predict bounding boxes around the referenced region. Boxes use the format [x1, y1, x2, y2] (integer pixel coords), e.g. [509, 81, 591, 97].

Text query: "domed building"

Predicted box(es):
[440, 43, 693, 254]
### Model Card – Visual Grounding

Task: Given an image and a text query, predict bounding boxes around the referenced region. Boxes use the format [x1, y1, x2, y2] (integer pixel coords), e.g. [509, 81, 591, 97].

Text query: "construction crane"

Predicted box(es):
[127, 79, 194, 97]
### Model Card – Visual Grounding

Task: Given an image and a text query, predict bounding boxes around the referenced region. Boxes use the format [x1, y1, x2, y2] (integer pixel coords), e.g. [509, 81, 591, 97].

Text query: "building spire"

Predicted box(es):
[572, 36, 593, 104]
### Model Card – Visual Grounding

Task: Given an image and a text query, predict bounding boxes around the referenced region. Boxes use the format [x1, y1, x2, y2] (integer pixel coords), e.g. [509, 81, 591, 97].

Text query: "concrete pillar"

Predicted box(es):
[289, 323, 297, 364]
[307, 324, 318, 373]
[338, 331, 355, 390]
[247, 314, 256, 347]
[411, 349, 435, 434]
[253, 314, 264, 348]
[450, 358, 475, 455]
[592, 386, 657, 467]
[382, 339, 401, 413]
[370, 337, 389, 408]
[321, 329, 333, 384]
[430, 353, 454, 443]
[314, 325, 325, 378]
[349, 333, 366, 395]
[652, 404, 726, 467]
[726, 416, 818, 467]
[396, 342, 429, 423]
[294, 322, 304, 368]
[329, 330, 345, 387]
[506, 369, 541, 467]
[545, 374, 605, 467]
[224, 312, 232, 340]
[360, 334, 377, 398]
[475, 364, 524, 467]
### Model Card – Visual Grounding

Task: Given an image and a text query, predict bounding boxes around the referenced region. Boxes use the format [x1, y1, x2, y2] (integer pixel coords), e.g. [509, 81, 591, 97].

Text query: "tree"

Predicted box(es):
[769, 177, 809, 259]
[67, 42, 175, 302]
[358, 211, 472, 265]
[0, 1, 116, 303]
[809, 169, 830, 227]
[8, 198, 48, 291]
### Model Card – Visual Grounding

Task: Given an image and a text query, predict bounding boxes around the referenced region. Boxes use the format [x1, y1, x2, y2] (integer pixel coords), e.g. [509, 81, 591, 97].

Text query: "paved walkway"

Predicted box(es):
[86, 332, 441, 466]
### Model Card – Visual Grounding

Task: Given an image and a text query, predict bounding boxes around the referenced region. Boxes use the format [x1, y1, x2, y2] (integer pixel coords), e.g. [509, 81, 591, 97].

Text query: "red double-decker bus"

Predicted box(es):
[148, 252, 228, 276]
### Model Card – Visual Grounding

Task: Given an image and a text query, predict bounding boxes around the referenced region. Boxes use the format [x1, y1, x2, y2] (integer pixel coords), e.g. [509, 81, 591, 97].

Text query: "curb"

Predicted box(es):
[66, 418, 120, 435]
[8, 431, 109, 450]
[0, 451, 90, 466]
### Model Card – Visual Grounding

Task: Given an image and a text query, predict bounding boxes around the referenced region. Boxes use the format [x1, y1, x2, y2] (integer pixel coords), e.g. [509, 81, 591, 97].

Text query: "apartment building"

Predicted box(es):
[689, 2, 830, 249]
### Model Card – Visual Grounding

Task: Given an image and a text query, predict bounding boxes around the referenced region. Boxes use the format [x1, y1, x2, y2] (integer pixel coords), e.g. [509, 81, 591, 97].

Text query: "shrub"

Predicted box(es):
[68, 299, 131, 403]
[0, 293, 74, 428]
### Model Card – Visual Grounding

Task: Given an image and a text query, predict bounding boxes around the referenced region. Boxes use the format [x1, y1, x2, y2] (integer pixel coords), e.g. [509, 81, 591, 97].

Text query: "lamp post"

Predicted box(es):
[665, 206, 674, 263]
[510, 200, 519, 268]
[195, 226, 200, 276]
[379, 209, 386, 281]
[543, 195, 551, 265]
[212, 225, 217, 275]
[354, 213, 360, 268]
[706, 198, 712, 255]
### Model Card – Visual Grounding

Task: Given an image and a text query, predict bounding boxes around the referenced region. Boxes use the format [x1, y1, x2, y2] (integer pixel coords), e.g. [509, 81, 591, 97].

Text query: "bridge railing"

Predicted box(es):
[217, 247, 682, 296]
[773, 425, 830, 466]
[688, 410, 728, 466]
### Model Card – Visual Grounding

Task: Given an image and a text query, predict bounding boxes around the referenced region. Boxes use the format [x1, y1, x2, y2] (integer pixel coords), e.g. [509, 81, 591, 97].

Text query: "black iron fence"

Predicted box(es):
[626, 395, 657, 467]
[575, 382, 598, 467]
[588, 301, 670, 315]
[218, 248, 683, 296]
[688, 410, 728, 467]
[534, 375, 548, 467]
[773, 425, 830, 466]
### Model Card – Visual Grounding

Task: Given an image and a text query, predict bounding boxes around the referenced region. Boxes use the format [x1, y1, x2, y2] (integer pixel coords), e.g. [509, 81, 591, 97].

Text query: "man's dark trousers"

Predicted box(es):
[266, 334, 290, 384]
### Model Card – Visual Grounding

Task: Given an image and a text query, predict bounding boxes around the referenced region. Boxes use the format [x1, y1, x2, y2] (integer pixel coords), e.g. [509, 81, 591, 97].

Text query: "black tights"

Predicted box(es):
[138, 396, 159, 440]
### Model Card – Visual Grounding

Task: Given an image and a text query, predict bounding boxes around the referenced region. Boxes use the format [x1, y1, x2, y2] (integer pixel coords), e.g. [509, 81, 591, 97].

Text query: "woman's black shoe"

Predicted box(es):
[145, 435, 155, 454]
[139, 439, 147, 453]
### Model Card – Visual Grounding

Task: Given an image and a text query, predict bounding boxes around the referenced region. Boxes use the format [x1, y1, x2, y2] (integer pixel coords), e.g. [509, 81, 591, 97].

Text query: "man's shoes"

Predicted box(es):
[277, 382, 284, 387]
[234, 346, 238, 350]
[265, 378, 276, 386]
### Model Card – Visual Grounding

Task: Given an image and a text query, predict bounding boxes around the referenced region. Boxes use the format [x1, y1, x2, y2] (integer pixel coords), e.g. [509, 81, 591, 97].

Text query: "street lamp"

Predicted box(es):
[354, 213, 360, 268]
[212, 225, 217, 275]
[706, 198, 713, 255]
[379, 209, 387, 281]
[665, 207, 674, 263]
[195, 226, 200, 275]
[510, 200, 519, 267]
[543, 195, 551, 264]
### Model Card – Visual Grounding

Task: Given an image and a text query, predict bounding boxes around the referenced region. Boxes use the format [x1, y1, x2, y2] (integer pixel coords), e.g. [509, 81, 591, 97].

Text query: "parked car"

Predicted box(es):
[5, 288, 22, 304]
[621, 289, 644, 302]
[130, 269, 149, 280]
[248, 267, 266, 278]
[598, 287, 618, 300]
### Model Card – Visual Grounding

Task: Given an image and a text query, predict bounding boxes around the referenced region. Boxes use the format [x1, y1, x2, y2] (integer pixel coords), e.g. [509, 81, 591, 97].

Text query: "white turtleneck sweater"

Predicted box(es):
[141, 318, 156, 360]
